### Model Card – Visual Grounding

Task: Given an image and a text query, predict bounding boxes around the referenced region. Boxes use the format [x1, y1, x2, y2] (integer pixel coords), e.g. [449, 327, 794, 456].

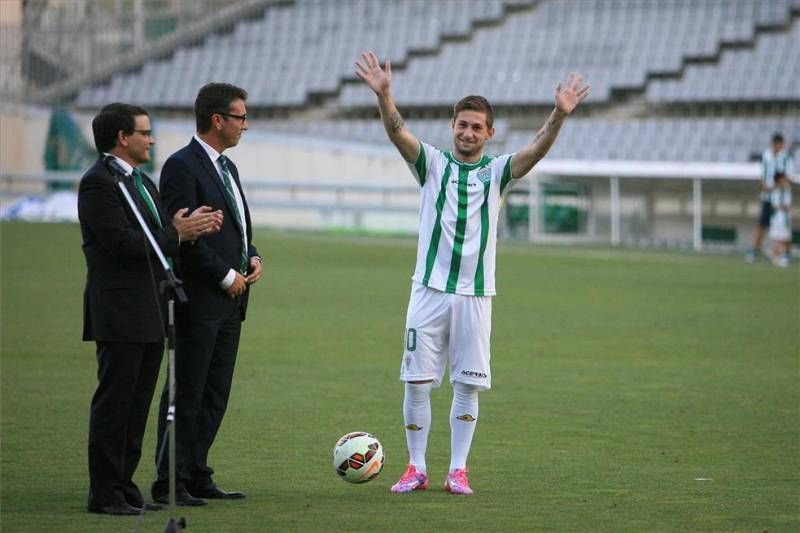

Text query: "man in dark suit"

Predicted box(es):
[153, 83, 262, 505]
[79, 103, 222, 515]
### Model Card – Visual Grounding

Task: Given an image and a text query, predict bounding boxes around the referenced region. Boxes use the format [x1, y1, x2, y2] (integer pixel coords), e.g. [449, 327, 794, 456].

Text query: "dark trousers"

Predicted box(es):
[154, 307, 242, 494]
[88, 340, 163, 510]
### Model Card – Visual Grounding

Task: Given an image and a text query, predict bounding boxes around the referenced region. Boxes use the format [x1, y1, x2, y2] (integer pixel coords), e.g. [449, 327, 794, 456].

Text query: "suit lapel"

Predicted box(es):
[190, 138, 228, 203]
[189, 138, 246, 240]
[141, 172, 166, 227]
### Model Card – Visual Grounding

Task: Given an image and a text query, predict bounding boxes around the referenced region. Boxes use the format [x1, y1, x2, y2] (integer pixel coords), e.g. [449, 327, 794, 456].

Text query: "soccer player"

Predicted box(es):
[355, 51, 589, 494]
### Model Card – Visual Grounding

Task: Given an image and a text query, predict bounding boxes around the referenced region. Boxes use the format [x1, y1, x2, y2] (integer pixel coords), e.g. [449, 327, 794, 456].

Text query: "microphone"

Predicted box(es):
[103, 155, 131, 180]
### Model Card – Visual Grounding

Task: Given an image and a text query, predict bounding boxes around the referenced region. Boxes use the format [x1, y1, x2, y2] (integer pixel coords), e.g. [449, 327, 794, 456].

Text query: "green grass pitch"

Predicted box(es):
[1, 221, 798, 532]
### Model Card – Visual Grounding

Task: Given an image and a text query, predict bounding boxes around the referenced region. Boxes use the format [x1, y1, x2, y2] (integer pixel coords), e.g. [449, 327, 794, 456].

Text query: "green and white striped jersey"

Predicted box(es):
[762, 149, 794, 201]
[408, 141, 514, 297]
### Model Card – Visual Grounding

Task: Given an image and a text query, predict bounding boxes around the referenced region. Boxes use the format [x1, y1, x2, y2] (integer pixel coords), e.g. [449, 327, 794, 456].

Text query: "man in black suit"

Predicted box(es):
[153, 83, 262, 505]
[79, 103, 222, 515]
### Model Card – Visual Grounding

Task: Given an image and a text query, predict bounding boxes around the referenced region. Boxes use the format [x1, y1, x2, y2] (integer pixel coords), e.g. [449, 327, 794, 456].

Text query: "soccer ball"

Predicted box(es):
[333, 431, 384, 483]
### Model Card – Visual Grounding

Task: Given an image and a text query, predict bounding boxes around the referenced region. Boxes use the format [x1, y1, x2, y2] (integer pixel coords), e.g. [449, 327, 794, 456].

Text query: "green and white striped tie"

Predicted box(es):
[218, 155, 249, 274]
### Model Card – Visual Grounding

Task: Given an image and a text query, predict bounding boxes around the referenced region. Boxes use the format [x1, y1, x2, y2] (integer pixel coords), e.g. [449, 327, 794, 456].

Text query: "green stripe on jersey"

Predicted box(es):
[473, 178, 492, 296]
[445, 165, 470, 293]
[422, 164, 452, 285]
[414, 142, 427, 186]
[500, 155, 513, 194]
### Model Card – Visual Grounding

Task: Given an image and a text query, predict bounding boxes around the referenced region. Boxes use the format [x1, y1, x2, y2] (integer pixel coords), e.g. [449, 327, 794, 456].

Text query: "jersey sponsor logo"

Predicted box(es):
[405, 424, 423, 431]
[456, 414, 476, 422]
[461, 369, 487, 378]
[451, 178, 479, 188]
[476, 167, 491, 183]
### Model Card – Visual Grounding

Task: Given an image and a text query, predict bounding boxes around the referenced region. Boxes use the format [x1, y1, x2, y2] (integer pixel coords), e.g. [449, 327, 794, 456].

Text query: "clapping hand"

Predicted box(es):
[172, 206, 223, 242]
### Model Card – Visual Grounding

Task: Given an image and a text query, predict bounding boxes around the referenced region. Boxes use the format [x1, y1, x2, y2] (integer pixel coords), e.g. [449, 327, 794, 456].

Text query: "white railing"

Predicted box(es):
[2, 160, 787, 252]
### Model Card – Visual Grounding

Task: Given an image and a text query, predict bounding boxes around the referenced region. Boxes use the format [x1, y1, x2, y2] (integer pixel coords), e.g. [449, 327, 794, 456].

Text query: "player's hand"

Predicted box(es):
[226, 272, 247, 298]
[555, 73, 590, 116]
[245, 257, 263, 285]
[172, 206, 224, 241]
[355, 51, 392, 96]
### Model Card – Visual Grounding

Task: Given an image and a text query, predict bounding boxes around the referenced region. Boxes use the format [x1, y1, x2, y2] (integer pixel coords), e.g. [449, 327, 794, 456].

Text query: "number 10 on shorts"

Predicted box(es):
[405, 328, 417, 352]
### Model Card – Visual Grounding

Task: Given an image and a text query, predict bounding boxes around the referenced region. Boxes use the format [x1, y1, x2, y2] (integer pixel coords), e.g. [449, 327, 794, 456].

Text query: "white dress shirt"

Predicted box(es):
[193, 135, 248, 289]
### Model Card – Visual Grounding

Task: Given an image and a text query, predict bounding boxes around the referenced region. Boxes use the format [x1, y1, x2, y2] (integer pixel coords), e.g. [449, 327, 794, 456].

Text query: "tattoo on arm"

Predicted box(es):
[388, 110, 405, 135]
[532, 118, 557, 144]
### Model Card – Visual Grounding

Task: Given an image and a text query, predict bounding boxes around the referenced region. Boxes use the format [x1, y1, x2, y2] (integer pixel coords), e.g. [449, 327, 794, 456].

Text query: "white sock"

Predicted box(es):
[449, 382, 479, 472]
[403, 382, 432, 474]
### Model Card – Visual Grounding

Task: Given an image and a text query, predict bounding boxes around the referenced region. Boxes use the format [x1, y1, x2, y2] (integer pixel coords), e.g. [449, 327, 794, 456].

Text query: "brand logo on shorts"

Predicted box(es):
[406, 424, 423, 431]
[456, 414, 476, 422]
[461, 370, 487, 378]
[476, 167, 491, 183]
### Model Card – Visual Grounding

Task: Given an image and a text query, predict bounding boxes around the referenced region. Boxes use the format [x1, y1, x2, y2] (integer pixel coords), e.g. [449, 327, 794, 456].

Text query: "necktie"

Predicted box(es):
[132, 168, 173, 269]
[132, 168, 162, 228]
[218, 155, 249, 274]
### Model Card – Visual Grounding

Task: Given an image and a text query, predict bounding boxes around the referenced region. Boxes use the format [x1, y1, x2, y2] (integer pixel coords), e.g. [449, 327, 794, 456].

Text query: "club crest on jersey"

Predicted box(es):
[476, 167, 491, 183]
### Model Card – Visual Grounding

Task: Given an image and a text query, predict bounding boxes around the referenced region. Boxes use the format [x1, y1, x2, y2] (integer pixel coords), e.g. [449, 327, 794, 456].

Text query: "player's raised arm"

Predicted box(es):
[511, 73, 590, 179]
[355, 51, 420, 164]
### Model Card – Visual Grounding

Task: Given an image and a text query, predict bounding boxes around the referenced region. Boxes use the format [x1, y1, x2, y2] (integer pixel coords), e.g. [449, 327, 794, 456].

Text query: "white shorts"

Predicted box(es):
[399, 282, 492, 390]
[769, 211, 791, 241]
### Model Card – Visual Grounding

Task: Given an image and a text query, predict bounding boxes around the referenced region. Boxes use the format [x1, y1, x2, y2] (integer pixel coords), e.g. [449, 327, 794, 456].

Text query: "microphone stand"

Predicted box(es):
[105, 158, 187, 532]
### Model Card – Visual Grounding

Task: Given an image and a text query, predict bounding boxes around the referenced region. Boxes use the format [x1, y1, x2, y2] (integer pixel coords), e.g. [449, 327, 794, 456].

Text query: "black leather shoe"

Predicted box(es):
[191, 486, 246, 500]
[88, 503, 142, 516]
[152, 488, 207, 507]
[142, 502, 164, 511]
[127, 500, 164, 511]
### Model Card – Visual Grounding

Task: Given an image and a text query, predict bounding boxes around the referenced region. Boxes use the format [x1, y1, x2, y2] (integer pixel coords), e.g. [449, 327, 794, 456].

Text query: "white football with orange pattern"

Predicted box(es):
[333, 431, 384, 483]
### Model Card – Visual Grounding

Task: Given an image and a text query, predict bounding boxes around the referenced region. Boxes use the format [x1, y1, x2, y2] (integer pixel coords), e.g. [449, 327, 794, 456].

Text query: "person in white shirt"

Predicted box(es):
[355, 50, 589, 495]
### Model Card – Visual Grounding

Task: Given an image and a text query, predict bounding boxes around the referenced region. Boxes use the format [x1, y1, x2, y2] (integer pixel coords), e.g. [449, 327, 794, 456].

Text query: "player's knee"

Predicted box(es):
[452, 382, 479, 401]
[405, 381, 433, 404]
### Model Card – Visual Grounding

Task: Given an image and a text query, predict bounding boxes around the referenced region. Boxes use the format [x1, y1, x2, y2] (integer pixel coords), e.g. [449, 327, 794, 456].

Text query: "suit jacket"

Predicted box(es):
[159, 138, 258, 323]
[78, 156, 179, 343]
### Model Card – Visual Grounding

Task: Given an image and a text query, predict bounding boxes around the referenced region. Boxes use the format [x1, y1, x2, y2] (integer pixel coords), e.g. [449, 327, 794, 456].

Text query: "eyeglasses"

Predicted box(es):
[217, 112, 248, 123]
[133, 129, 153, 137]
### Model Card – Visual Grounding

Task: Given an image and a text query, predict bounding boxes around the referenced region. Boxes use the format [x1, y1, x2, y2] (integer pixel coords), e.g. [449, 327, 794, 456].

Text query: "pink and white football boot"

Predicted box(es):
[390, 464, 429, 493]
[444, 468, 473, 495]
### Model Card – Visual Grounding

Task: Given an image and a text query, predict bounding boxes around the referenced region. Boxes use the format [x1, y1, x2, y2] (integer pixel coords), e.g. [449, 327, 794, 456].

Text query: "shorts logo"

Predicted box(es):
[461, 370, 487, 378]
[476, 167, 491, 183]
[405, 328, 417, 352]
[405, 424, 423, 431]
[456, 414, 476, 422]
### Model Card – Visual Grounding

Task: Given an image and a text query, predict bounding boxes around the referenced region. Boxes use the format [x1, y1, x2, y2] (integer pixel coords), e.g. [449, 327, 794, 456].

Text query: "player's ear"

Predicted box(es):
[486, 126, 495, 140]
